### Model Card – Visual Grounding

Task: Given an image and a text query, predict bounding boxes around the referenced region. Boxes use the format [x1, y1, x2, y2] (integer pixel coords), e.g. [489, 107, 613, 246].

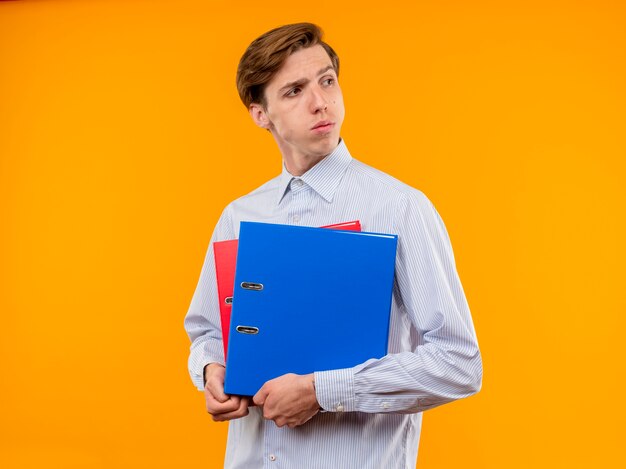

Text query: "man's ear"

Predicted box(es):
[249, 103, 271, 130]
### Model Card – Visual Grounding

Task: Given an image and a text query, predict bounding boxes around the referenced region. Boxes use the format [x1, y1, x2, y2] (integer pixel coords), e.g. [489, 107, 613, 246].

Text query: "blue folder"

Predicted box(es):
[223, 221, 398, 396]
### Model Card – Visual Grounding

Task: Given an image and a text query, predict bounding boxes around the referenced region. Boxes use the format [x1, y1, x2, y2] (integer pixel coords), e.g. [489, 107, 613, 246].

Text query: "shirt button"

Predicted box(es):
[336, 404, 344, 412]
[269, 454, 276, 461]
[382, 402, 390, 409]
[292, 214, 301, 223]
[293, 179, 303, 187]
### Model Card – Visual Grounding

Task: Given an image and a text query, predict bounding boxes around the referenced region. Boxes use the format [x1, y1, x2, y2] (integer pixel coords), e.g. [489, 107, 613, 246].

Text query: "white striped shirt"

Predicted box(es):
[184, 140, 482, 468]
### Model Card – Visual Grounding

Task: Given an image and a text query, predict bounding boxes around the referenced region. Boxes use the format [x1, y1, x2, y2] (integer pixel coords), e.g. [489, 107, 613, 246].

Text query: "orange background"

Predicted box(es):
[1, 0, 624, 467]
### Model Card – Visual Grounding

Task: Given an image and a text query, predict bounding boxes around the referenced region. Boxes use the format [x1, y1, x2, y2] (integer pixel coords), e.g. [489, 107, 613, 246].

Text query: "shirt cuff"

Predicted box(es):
[314, 368, 356, 412]
[188, 341, 224, 391]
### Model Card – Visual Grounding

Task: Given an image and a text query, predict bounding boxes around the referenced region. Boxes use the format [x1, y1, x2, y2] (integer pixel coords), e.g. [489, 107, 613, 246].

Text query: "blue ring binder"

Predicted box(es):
[224, 222, 398, 396]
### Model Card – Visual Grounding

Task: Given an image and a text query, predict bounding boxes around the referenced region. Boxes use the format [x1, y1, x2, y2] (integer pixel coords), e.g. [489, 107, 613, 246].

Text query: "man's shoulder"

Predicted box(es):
[213, 174, 281, 239]
[226, 173, 282, 210]
[348, 158, 430, 205]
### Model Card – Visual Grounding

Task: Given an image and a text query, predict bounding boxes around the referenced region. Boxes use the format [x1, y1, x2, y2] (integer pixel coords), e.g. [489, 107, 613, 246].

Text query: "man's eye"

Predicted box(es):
[286, 87, 301, 97]
[322, 78, 335, 86]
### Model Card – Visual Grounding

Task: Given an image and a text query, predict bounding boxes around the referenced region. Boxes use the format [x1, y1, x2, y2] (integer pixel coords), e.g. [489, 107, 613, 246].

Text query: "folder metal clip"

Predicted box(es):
[235, 325, 259, 335]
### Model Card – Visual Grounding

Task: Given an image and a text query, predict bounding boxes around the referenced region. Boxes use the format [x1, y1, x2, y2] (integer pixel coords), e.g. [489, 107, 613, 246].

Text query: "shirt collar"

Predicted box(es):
[276, 139, 353, 205]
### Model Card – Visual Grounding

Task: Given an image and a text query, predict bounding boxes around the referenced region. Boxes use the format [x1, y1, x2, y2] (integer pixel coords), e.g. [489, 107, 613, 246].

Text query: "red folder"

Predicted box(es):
[214, 220, 361, 359]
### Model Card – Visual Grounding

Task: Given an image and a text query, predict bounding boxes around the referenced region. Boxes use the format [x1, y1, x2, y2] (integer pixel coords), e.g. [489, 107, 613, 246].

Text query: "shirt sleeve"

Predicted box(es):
[314, 190, 482, 413]
[184, 206, 236, 391]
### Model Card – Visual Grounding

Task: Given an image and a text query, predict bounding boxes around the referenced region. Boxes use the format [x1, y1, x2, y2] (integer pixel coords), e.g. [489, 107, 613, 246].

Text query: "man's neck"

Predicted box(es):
[283, 153, 328, 176]
[279, 140, 341, 176]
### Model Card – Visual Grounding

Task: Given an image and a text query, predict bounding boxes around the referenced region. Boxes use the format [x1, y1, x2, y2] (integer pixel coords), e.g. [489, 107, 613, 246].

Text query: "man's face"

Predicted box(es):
[250, 44, 345, 166]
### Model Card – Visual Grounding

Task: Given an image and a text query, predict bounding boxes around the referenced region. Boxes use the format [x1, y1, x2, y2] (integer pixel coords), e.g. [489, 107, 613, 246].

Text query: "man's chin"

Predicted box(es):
[310, 136, 340, 156]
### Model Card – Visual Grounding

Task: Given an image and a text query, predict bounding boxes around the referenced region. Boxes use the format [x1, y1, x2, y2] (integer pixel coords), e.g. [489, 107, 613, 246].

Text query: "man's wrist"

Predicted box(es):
[204, 363, 224, 386]
[309, 374, 322, 411]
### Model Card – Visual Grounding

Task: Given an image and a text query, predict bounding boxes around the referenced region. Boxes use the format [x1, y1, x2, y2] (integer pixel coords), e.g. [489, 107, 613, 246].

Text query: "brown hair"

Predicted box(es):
[236, 23, 340, 108]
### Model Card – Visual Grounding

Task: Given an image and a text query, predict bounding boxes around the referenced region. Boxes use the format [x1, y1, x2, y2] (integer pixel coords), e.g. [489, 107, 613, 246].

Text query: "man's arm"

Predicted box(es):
[184, 231, 227, 390]
[313, 190, 482, 414]
[185, 206, 251, 420]
[251, 191, 480, 423]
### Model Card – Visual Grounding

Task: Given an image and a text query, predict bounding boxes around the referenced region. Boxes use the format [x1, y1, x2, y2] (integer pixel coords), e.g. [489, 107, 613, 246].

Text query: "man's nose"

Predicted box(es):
[309, 87, 328, 112]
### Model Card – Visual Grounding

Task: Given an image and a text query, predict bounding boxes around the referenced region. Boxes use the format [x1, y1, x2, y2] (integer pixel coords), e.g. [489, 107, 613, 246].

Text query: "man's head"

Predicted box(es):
[237, 23, 345, 174]
[236, 23, 339, 109]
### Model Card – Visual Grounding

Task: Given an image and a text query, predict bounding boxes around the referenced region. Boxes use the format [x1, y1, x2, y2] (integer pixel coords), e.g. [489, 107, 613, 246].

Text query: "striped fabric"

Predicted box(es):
[184, 140, 482, 468]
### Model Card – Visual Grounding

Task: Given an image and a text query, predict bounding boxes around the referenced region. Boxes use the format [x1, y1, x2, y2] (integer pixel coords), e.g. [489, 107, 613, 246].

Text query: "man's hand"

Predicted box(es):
[204, 363, 250, 422]
[253, 373, 320, 428]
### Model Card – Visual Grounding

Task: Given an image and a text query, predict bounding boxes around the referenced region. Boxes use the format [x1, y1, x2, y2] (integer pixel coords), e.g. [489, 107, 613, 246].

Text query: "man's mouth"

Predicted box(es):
[311, 121, 334, 132]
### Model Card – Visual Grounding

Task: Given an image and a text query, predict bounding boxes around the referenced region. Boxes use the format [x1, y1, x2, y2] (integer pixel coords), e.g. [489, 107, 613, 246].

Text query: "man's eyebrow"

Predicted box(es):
[277, 65, 337, 94]
[317, 65, 335, 76]
[278, 79, 308, 94]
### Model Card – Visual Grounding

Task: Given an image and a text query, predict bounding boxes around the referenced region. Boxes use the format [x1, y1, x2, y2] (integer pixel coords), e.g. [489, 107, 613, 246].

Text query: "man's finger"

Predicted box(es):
[211, 396, 250, 421]
[206, 395, 241, 415]
[253, 385, 269, 406]
[206, 381, 229, 403]
[204, 388, 232, 409]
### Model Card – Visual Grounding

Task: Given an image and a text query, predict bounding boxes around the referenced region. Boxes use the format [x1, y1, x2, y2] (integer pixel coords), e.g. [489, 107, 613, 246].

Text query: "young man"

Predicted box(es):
[185, 23, 482, 468]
